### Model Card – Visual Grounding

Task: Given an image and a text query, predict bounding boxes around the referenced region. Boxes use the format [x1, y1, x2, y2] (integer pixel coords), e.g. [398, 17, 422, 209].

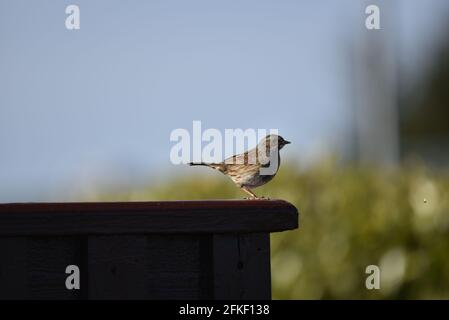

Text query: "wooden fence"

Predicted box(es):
[0, 200, 298, 300]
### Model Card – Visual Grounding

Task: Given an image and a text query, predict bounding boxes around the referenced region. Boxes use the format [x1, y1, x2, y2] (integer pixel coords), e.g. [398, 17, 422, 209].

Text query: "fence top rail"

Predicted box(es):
[0, 200, 299, 236]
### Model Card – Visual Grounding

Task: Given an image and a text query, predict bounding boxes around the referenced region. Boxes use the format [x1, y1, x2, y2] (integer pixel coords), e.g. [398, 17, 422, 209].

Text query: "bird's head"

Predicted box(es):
[262, 134, 291, 150]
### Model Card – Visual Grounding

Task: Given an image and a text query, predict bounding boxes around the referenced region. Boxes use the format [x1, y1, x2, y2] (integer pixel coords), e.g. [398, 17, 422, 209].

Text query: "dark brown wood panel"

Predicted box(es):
[145, 235, 200, 272]
[0, 200, 298, 236]
[212, 233, 271, 299]
[145, 235, 203, 299]
[0, 201, 299, 300]
[0, 238, 27, 299]
[87, 235, 147, 299]
[27, 237, 82, 300]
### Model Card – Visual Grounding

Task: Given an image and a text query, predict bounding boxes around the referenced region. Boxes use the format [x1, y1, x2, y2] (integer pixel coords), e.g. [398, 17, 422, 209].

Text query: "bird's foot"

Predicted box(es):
[243, 196, 270, 200]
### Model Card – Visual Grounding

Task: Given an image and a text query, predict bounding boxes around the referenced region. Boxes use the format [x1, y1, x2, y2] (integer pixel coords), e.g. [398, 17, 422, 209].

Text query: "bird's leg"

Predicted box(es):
[241, 186, 259, 200]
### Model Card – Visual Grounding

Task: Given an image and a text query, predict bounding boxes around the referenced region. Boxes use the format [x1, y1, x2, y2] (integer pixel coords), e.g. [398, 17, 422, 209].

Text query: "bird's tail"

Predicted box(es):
[188, 162, 209, 166]
[188, 162, 226, 172]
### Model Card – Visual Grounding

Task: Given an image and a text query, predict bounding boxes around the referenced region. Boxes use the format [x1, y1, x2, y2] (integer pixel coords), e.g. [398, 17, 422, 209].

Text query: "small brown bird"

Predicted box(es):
[189, 134, 290, 199]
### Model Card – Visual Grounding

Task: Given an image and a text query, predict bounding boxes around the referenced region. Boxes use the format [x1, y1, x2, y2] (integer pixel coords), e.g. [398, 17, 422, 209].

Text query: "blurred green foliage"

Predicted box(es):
[95, 160, 449, 299]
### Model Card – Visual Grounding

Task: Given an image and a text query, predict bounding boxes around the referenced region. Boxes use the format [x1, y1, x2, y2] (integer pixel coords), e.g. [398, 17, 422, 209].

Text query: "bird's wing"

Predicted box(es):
[223, 148, 259, 165]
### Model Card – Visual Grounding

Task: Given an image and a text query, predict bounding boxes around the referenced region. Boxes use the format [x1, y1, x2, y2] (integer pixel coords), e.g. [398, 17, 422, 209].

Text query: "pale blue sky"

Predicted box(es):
[1, 0, 448, 201]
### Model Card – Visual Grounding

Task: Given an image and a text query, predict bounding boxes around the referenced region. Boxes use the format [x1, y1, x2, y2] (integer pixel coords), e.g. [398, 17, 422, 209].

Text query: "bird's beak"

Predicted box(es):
[284, 140, 291, 145]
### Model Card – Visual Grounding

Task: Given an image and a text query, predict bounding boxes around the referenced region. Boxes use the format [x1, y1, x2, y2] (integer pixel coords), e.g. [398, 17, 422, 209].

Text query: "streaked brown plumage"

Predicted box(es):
[189, 134, 290, 199]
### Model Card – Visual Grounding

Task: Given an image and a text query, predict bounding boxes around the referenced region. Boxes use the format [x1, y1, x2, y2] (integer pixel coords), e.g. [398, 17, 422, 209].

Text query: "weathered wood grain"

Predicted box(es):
[88, 235, 147, 299]
[145, 235, 202, 299]
[27, 237, 82, 300]
[212, 233, 271, 299]
[0, 201, 299, 300]
[0, 200, 298, 236]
